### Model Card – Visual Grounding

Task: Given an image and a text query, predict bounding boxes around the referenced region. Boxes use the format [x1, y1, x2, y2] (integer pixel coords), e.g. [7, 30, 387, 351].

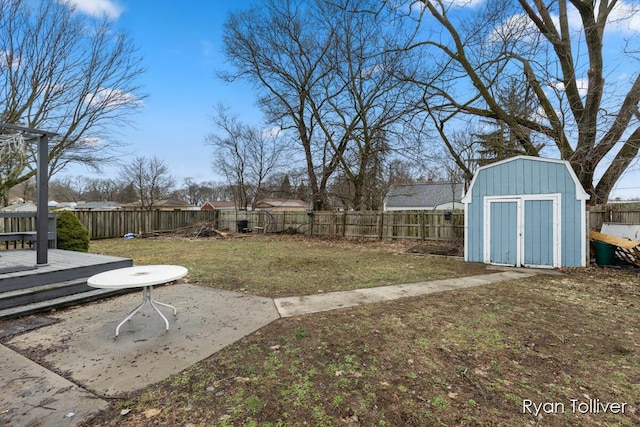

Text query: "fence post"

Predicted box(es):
[331, 213, 336, 236]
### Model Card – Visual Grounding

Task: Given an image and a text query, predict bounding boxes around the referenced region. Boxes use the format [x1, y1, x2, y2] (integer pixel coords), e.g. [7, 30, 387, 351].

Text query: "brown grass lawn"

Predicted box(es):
[84, 235, 640, 427]
[89, 234, 488, 298]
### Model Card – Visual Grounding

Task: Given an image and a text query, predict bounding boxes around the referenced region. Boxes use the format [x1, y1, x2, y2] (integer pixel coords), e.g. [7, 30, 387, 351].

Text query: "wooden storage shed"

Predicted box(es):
[462, 156, 590, 268]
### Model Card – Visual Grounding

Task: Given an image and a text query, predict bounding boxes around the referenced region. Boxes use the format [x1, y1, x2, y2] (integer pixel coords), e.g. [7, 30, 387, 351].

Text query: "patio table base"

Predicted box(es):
[116, 285, 177, 337]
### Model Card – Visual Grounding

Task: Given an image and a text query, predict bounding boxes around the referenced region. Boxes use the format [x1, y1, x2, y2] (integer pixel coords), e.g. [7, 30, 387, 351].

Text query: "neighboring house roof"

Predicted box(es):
[155, 199, 194, 207]
[54, 202, 78, 210]
[384, 182, 464, 210]
[71, 201, 121, 211]
[254, 198, 308, 209]
[0, 202, 37, 212]
[121, 199, 197, 210]
[201, 201, 237, 210]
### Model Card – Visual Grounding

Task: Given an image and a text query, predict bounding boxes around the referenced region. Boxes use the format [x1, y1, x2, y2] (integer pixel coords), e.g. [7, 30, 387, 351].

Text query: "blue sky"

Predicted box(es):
[58, 0, 640, 199]
[61, 0, 262, 185]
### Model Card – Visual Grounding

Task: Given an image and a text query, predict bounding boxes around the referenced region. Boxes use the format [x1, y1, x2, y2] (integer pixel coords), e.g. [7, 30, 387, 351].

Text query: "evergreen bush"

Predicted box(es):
[56, 210, 90, 252]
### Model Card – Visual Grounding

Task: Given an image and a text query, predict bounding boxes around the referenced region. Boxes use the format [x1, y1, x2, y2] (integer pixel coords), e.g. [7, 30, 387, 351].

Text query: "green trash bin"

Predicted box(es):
[594, 240, 616, 266]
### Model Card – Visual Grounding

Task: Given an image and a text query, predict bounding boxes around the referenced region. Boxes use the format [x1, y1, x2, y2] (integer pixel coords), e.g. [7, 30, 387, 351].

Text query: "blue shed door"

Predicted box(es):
[523, 199, 554, 267]
[489, 201, 518, 265]
[485, 196, 560, 268]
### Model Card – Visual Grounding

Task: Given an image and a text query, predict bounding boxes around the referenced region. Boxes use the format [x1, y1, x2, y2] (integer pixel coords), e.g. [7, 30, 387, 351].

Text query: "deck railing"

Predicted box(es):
[0, 212, 57, 249]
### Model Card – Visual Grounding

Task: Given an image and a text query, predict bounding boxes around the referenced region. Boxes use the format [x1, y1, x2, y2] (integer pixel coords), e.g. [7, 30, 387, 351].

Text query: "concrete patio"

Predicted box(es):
[0, 283, 279, 427]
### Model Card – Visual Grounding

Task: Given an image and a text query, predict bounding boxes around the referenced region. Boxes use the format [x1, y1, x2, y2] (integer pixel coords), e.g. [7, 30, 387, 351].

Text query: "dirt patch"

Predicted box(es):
[407, 242, 463, 257]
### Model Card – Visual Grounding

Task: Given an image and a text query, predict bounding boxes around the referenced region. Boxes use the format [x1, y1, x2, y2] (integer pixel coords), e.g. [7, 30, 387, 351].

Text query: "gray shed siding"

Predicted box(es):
[464, 156, 589, 267]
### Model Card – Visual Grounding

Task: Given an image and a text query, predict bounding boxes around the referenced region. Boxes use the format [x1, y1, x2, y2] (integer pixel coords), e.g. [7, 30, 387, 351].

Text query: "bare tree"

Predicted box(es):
[317, 1, 425, 210]
[49, 176, 87, 202]
[176, 178, 222, 206]
[118, 156, 175, 210]
[10, 175, 35, 203]
[49, 176, 129, 202]
[221, 0, 424, 210]
[83, 178, 121, 202]
[206, 106, 286, 209]
[0, 0, 146, 205]
[262, 169, 310, 200]
[221, 0, 334, 209]
[398, 0, 640, 204]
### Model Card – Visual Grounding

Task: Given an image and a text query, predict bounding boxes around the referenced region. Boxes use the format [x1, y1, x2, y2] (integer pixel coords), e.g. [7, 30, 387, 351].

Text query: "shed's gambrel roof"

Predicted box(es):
[461, 156, 590, 202]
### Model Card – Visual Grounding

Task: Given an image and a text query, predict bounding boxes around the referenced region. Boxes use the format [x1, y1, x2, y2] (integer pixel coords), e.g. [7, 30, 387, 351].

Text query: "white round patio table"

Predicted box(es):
[88, 265, 188, 337]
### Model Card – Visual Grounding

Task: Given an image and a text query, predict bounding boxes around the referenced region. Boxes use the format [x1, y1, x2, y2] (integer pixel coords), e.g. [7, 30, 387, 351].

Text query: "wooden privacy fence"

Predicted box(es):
[69, 204, 640, 241]
[73, 210, 217, 239]
[212, 210, 464, 241]
[589, 204, 640, 231]
[317, 210, 463, 240]
[71, 209, 463, 241]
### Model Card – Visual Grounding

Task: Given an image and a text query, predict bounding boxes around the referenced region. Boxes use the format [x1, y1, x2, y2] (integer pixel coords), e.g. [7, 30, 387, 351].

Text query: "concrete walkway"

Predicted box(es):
[0, 269, 541, 426]
[274, 270, 538, 317]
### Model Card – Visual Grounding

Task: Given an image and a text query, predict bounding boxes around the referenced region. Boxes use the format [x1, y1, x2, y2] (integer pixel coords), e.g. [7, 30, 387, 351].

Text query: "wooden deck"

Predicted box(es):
[0, 249, 133, 318]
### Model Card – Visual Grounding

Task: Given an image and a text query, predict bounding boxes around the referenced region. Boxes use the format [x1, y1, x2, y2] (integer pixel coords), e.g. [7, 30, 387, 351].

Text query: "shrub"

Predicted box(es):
[56, 210, 89, 252]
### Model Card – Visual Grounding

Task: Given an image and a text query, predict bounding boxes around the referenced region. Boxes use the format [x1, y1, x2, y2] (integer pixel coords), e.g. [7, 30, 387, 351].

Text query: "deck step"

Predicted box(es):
[0, 249, 136, 319]
[0, 258, 133, 292]
[0, 278, 97, 310]
[0, 287, 132, 320]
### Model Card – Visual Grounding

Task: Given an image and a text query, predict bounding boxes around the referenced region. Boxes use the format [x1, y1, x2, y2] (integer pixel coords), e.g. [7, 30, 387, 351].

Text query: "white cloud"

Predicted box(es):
[487, 13, 534, 44]
[607, 0, 640, 34]
[420, 0, 485, 8]
[406, 0, 484, 15]
[552, 78, 589, 97]
[59, 0, 124, 20]
[0, 51, 21, 70]
[575, 78, 589, 98]
[447, 0, 485, 7]
[84, 88, 143, 108]
[534, 106, 548, 121]
[489, 1, 639, 45]
[79, 136, 103, 147]
[558, 0, 640, 35]
[201, 40, 215, 57]
[262, 126, 283, 139]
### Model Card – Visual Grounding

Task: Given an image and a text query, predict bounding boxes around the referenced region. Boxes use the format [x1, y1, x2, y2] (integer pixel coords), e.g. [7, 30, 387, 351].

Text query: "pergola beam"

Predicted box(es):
[0, 123, 57, 266]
